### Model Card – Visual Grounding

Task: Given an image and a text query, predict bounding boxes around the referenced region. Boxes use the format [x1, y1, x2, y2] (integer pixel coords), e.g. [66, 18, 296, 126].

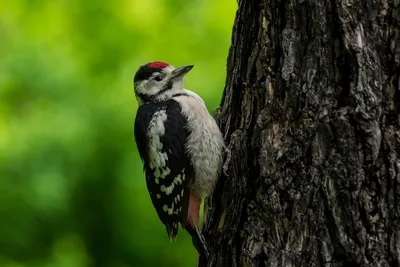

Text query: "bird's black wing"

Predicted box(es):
[134, 99, 193, 240]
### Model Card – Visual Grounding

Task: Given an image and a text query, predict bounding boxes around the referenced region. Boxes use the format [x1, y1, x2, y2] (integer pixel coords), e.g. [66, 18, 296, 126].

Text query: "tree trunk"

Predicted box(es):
[202, 0, 400, 266]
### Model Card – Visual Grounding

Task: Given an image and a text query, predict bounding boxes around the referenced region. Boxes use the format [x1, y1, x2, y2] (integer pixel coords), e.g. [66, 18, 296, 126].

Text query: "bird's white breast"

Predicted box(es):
[173, 90, 225, 198]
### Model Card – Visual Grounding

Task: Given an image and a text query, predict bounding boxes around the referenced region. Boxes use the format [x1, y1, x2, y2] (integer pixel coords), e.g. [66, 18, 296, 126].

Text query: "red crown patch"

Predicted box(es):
[149, 61, 169, 69]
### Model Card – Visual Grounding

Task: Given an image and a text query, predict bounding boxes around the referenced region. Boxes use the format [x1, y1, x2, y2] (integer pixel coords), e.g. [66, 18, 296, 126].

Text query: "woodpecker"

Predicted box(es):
[133, 61, 225, 261]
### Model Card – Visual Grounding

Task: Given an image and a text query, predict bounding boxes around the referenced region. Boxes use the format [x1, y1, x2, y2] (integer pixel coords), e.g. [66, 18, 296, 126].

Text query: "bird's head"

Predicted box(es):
[133, 61, 193, 105]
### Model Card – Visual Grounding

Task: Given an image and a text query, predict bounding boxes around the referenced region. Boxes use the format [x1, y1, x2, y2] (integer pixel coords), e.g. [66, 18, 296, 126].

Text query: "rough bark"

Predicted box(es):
[202, 0, 400, 266]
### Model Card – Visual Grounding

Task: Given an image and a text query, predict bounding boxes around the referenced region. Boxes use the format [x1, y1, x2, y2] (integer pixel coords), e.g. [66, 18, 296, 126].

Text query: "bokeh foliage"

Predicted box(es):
[0, 1, 236, 266]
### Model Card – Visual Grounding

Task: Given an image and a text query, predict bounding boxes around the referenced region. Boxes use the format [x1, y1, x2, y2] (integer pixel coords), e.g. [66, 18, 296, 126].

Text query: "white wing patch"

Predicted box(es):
[147, 110, 169, 181]
[163, 203, 177, 215]
[160, 167, 171, 179]
[158, 168, 187, 217]
[160, 170, 185, 195]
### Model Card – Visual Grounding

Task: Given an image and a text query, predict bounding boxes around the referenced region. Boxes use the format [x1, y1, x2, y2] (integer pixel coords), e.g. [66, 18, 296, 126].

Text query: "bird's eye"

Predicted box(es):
[154, 75, 163, 82]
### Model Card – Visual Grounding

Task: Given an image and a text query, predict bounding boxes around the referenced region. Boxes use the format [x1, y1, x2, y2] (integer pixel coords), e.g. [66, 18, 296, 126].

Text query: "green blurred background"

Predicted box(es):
[0, 1, 236, 266]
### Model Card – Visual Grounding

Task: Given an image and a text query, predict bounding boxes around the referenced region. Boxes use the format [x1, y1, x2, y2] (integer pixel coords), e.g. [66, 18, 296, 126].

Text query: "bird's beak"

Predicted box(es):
[171, 65, 194, 79]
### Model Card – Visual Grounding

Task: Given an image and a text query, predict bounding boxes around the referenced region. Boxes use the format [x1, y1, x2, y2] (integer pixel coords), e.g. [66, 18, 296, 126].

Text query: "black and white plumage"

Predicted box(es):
[134, 99, 193, 238]
[133, 61, 225, 262]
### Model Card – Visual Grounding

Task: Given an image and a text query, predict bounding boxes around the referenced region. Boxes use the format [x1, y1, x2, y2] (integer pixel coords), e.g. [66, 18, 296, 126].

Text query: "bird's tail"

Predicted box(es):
[185, 224, 209, 265]
[166, 222, 179, 242]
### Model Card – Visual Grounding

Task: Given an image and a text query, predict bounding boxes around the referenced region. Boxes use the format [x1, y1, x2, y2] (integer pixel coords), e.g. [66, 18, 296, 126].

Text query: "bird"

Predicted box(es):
[133, 61, 225, 262]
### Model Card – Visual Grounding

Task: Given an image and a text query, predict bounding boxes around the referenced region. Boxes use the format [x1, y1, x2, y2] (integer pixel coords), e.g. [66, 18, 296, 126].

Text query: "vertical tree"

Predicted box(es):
[202, 0, 400, 266]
